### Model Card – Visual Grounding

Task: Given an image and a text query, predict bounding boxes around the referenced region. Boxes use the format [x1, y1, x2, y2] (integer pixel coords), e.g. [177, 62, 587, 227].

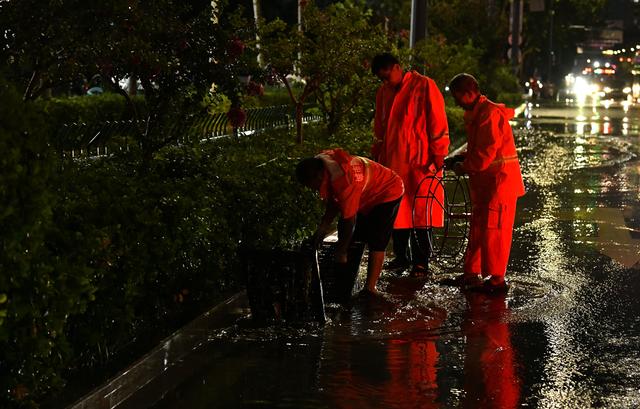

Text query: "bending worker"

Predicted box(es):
[447, 73, 525, 293]
[371, 53, 450, 276]
[296, 148, 404, 295]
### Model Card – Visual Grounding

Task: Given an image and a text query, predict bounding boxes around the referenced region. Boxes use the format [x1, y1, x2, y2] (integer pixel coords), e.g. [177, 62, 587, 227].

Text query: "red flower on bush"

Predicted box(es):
[227, 38, 245, 60]
[246, 81, 264, 97]
[227, 106, 247, 128]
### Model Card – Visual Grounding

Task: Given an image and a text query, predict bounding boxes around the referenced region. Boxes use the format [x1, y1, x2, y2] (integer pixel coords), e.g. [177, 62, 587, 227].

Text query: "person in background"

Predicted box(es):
[86, 74, 104, 95]
[447, 73, 525, 293]
[371, 53, 450, 277]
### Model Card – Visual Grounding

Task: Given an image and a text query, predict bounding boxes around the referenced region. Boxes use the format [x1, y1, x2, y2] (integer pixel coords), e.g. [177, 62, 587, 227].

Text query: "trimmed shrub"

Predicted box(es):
[0, 76, 89, 407]
[36, 93, 147, 127]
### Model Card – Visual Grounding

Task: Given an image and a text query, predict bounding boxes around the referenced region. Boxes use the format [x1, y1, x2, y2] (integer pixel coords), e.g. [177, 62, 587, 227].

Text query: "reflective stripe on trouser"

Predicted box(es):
[463, 198, 517, 277]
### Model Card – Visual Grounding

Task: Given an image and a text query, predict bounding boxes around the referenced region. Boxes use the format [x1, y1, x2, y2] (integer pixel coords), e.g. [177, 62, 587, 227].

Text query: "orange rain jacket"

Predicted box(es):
[460, 95, 525, 205]
[373, 71, 450, 229]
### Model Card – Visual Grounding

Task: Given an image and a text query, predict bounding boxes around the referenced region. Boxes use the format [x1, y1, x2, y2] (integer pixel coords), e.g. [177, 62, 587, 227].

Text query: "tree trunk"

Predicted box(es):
[295, 102, 304, 144]
[128, 77, 137, 96]
[327, 112, 339, 136]
[252, 0, 263, 67]
[296, 0, 304, 74]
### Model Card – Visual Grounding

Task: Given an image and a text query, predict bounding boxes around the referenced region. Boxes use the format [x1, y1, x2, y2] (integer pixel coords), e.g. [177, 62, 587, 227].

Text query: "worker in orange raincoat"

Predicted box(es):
[447, 73, 525, 293]
[371, 53, 450, 276]
[296, 148, 404, 295]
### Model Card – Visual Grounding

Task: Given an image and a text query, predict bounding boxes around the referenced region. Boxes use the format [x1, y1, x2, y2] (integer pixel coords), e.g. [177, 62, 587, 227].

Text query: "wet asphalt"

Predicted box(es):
[151, 98, 640, 409]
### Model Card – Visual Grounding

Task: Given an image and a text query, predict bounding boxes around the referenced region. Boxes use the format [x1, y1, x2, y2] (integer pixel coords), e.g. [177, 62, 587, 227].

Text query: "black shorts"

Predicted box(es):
[340, 197, 401, 252]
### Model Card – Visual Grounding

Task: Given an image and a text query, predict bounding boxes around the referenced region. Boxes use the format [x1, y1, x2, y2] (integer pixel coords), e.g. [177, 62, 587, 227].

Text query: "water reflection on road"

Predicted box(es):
[318, 291, 520, 409]
[153, 101, 640, 409]
[510, 100, 640, 408]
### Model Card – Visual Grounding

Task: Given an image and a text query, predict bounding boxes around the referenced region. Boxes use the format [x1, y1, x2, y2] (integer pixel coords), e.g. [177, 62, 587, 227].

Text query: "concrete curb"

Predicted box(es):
[67, 291, 249, 409]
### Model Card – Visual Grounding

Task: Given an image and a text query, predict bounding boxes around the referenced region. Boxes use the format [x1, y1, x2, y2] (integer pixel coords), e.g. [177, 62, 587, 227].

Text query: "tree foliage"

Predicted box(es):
[259, 0, 389, 141]
[364, 0, 411, 34]
[409, 37, 483, 91]
[427, 0, 510, 67]
[0, 0, 258, 162]
[310, 1, 388, 134]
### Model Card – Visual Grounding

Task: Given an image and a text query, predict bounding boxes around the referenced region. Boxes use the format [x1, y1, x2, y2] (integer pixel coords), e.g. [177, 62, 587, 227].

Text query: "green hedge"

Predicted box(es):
[0, 77, 84, 408]
[35, 93, 147, 134]
[444, 105, 466, 149]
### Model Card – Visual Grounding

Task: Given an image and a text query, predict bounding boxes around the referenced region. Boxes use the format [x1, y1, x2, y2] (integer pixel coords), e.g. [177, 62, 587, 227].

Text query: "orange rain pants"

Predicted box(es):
[463, 198, 518, 278]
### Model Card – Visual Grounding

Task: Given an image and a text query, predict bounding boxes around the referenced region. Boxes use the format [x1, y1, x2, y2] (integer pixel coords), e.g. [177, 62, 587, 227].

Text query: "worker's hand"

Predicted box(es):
[428, 155, 445, 172]
[453, 161, 466, 176]
[312, 225, 330, 249]
[312, 232, 325, 249]
[335, 247, 348, 264]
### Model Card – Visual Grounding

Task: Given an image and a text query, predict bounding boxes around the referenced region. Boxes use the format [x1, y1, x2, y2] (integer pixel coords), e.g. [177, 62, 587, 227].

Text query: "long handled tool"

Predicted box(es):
[308, 247, 327, 323]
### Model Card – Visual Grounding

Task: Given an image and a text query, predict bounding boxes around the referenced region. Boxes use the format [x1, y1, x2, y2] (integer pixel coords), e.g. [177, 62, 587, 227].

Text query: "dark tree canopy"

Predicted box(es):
[1, 0, 259, 160]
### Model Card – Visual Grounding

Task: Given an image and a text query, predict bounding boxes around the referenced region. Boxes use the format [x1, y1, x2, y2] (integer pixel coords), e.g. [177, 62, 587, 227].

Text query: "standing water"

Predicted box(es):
[145, 99, 640, 409]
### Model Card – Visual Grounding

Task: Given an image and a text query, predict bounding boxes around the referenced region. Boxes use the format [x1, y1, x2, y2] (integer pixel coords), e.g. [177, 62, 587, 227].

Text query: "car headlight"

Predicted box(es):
[573, 77, 591, 95]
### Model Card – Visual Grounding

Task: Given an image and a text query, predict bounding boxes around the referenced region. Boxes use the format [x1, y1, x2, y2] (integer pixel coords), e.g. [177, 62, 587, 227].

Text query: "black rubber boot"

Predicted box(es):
[388, 229, 411, 270]
[410, 228, 432, 276]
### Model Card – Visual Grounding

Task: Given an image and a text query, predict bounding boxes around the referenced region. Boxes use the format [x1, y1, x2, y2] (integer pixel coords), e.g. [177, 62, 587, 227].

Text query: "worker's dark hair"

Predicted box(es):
[448, 73, 480, 94]
[371, 53, 400, 76]
[296, 157, 324, 185]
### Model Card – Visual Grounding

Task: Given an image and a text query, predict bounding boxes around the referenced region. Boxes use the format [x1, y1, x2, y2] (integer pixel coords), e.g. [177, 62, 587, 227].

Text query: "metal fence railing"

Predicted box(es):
[58, 105, 322, 158]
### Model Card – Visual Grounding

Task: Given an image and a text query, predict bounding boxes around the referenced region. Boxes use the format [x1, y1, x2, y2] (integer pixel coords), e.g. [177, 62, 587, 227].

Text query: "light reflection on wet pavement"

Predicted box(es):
[152, 101, 640, 409]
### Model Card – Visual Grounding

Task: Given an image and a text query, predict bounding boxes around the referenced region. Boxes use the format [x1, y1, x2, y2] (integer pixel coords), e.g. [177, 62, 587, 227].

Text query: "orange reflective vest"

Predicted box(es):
[373, 71, 450, 228]
[317, 149, 404, 219]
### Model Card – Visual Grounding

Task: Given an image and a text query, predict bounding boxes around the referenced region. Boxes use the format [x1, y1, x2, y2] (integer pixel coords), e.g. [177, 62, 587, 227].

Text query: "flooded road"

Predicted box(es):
[151, 100, 640, 409]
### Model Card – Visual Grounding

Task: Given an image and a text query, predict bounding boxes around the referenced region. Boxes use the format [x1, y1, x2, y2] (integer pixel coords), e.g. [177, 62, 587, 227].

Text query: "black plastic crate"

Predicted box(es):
[317, 241, 365, 304]
[243, 240, 365, 324]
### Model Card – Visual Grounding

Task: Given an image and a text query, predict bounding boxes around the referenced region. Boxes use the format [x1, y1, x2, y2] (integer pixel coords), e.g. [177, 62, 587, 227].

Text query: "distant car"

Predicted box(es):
[86, 74, 104, 96]
[565, 70, 632, 102]
[86, 86, 104, 95]
[630, 77, 640, 102]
